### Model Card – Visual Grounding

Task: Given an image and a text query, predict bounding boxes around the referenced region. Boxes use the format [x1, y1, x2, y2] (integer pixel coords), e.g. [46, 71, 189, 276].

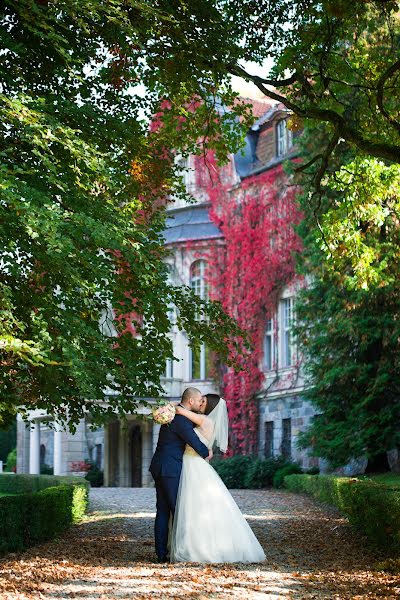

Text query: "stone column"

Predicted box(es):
[29, 419, 41, 474]
[17, 417, 31, 474]
[118, 420, 129, 487]
[53, 423, 63, 475]
[104, 420, 119, 486]
[142, 421, 154, 487]
[103, 422, 110, 487]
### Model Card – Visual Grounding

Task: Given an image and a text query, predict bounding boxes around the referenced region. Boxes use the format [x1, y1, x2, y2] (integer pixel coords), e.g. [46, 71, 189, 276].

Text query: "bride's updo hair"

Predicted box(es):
[204, 393, 221, 415]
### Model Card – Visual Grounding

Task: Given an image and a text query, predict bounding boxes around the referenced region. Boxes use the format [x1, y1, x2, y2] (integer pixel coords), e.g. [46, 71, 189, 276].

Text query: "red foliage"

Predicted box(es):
[195, 152, 303, 454]
[70, 460, 91, 473]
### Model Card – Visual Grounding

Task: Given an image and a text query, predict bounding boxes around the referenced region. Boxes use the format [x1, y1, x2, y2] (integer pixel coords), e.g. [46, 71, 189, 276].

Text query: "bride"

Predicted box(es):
[170, 393, 266, 563]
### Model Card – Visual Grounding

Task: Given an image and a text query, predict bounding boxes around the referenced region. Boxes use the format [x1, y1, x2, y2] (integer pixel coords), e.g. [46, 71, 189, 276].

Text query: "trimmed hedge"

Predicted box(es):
[0, 474, 89, 555]
[284, 474, 400, 553]
[0, 473, 87, 494]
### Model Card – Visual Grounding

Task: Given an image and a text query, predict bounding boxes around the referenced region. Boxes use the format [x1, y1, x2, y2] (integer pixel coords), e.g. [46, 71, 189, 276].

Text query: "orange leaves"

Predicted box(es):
[0, 487, 397, 599]
[129, 159, 147, 185]
[287, 115, 304, 132]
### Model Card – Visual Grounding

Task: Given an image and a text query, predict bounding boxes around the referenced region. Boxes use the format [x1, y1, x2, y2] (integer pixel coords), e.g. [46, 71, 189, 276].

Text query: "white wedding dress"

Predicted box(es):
[170, 402, 266, 564]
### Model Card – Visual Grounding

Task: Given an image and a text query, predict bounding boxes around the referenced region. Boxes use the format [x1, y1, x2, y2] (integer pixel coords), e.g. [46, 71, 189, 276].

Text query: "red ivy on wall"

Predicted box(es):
[194, 153, 303, 455]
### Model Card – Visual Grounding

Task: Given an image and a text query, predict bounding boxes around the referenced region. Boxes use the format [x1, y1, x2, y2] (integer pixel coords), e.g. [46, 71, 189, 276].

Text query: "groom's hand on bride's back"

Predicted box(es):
[205, 449, 213, 462]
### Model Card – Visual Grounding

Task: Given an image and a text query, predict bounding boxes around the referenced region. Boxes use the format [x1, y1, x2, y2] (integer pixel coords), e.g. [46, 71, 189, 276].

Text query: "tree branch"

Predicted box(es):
[229, 64, 298, 88]
[376, 58, 400, 134]
[295, 153, 324, 173]
[313, 128, 340, 195]
[230, 64, 400, 164]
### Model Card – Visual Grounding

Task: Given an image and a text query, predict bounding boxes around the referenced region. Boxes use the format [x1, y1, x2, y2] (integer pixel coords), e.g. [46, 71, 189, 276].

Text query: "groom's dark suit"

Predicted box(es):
[149, 413, 209, 560]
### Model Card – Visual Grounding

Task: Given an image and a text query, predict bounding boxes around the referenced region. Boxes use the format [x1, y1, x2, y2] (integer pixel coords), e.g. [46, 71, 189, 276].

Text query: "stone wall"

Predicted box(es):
[259, 393, 320, 470]
[16, 417, 30, 473]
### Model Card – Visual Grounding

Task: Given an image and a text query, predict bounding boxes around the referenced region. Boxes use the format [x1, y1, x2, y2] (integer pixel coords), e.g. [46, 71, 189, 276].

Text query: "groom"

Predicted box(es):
[149, 387, 210, 563]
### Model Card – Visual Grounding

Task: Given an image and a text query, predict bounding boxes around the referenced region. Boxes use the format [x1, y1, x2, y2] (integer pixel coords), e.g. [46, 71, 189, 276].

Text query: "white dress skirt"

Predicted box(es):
[170, 428, 266, 564]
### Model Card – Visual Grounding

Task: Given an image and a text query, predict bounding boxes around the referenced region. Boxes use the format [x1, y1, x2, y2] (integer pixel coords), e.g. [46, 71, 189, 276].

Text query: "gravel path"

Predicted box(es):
[0, 487, 399, 599]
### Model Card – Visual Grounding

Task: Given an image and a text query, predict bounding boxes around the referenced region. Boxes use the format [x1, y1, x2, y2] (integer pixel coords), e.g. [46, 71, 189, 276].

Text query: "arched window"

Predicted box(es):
[190, 259, 208, 300]
[276, 119, 293, 157]
[189, 260, 211, 380]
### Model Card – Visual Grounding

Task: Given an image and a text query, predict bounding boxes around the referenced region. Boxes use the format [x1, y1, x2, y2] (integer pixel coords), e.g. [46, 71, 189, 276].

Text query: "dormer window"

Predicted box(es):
[276, 119, 293, 157]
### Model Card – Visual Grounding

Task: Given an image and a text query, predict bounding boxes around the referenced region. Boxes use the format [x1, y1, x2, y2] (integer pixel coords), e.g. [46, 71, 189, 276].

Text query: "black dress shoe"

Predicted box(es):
[154, 556, 169, 564]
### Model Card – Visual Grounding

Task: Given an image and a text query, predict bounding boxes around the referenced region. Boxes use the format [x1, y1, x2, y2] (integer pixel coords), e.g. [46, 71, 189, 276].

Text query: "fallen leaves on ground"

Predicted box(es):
[0, 489, 399, 599]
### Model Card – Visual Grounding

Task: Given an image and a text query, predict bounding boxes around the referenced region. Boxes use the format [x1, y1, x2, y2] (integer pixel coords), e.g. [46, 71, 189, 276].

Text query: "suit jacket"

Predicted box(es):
[149, 414, 209, 478]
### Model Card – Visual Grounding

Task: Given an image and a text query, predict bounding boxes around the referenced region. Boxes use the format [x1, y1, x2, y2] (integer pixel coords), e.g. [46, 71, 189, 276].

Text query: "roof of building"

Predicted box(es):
[236, 96, 276, 119]
[251, 103, 289, 130]
[234, 103, 294, 178]
[163, 203, 222, 245]
[163, 100, 296, 245]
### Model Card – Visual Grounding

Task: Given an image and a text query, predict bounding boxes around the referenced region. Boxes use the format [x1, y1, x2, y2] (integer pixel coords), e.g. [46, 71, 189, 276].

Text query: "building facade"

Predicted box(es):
[16, 99, 327, 485]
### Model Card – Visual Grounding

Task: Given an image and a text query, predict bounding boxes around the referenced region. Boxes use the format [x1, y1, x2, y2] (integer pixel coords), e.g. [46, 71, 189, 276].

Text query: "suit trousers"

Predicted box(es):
[154, 474, 180, 559]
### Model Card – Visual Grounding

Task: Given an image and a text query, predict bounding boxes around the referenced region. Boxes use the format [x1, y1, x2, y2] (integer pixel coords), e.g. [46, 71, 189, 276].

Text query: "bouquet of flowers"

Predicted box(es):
[152, 402, 176, 425]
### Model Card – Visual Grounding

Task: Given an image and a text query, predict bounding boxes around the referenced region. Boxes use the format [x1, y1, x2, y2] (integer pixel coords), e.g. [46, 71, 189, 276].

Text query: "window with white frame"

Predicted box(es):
[164, 358, 174, 379]
[276, 119, 293, 157]
[176, 155, 192, 192]
[281, 297, 294, 367]
[190, 259, 208, 300]
[263, 317, 274, 370]
[189, 260, 211, 380]
[190, 343, 212, 380]
[165, 264, 178, 329]
[167, 303, 176, 327]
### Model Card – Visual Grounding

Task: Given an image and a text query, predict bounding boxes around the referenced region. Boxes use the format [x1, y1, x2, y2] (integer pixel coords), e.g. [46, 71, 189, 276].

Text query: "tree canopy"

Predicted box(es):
[229, 0, 399, 165]
[1, 0, 398, 440]
[0, 0, 251, 431]
[293, 113, 400, 467]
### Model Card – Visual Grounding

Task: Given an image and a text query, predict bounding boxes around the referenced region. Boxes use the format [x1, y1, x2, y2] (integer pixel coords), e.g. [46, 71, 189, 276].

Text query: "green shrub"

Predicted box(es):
[243, 456, 288, 488]
[212, 455, 300, 489]
[0, 474, 89, 555]
[284, 474, 400, 553]
[0, 421, 16, 464]
[5, 448, 16, 472]
[305, 466, 320, 475]
[27, 484, 88, 546]
[273, 463, 303, 488]
[40, 463, 54, 475]
[212, 455, 253, 488]
[84, 461, 104, 487]
[0, 494, 27, 553]
[71, 483, 89, 521]
[0, 473, 85, 494]
[85, 459, 104, 487]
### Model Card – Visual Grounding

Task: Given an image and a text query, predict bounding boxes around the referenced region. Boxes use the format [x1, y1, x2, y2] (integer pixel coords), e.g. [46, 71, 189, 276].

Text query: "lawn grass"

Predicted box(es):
[358, 473, 400, 487]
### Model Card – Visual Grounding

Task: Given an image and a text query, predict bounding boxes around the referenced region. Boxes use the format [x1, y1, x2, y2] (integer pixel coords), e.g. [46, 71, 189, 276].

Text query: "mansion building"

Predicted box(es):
[16, 99, 327, 486]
